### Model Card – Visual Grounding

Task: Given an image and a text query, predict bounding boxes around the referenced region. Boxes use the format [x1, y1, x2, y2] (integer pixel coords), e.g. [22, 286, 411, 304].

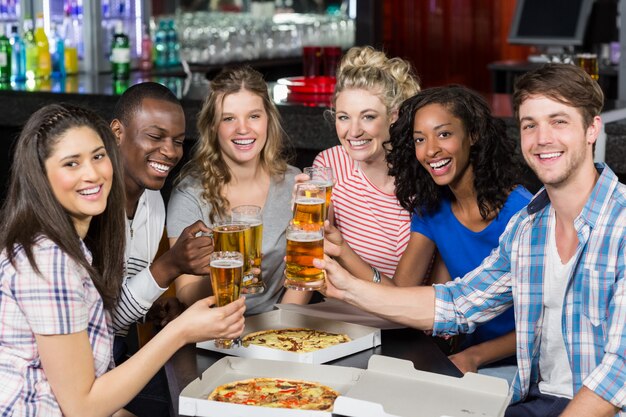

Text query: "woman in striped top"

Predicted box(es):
[311, 46, 421, 278]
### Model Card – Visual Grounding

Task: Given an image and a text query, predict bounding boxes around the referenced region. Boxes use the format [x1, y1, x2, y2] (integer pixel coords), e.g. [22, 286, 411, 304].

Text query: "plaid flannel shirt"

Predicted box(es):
[433, 163, 626, 414]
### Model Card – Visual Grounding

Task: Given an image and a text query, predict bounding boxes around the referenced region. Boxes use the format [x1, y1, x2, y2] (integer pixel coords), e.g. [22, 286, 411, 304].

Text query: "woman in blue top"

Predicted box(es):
[389, 85, 531, 379]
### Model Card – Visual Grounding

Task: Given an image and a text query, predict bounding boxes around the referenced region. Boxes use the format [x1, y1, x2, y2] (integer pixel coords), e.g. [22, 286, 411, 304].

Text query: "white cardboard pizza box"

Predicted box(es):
[179, 355, 511, 417]
[333, 355, 512, 417]
[196, 309, 381, 363]
[178, 356, 364, 417]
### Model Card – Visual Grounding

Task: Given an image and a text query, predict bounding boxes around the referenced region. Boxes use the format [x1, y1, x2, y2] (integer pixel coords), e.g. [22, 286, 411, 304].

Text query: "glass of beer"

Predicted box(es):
[231, 205, 264, 294]
[213, 220, 249, 255]
[285, 222, 325, 291]
[292, 183, 325, 226]
[209, 251, 244, 349]
[303, 166, 334, 220]
[576, 53, 599, 80]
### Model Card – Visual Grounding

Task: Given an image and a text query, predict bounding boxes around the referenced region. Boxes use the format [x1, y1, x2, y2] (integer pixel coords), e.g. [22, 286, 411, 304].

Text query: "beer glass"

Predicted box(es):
[303, 166, 334, 220]
[284, 223, 325, 291]
[292, 183, 325, 226]
[576, 53, 599, 80]
[231, 205, 264, 294]
[213, 220, 249, 255]
[209, 251, 244, 349]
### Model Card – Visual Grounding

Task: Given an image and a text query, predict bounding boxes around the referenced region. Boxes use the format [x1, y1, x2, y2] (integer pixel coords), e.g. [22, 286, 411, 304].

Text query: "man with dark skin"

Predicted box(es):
[110, 82, 213, 417]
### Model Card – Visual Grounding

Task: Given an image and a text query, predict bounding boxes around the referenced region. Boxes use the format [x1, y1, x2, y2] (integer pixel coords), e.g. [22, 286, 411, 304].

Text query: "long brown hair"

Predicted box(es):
[0, 104, 126, 310]
[179, 65, 291, 222]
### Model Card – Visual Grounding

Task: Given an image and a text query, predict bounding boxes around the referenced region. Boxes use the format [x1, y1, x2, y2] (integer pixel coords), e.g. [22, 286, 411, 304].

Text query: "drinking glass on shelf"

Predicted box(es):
[303, 166, 334, 220]
[292, 183, 326, 226]
[284, 222, 325, 291]
[209, 251, 244, 349]
[576, 53, 599, 80]
[231, 205, 264, 294]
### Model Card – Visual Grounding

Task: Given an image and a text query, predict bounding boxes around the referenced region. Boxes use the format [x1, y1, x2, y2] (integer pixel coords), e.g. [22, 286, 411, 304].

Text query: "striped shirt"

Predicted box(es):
[433, 163, 626, 413]
[0, 237, 113, 417]
[314, 146, 411, 277]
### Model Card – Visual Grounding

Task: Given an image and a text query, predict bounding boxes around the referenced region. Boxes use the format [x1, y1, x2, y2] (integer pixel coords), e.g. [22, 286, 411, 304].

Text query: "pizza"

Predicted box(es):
[208, 377, 339, 410]
[241, 327, 351, 353]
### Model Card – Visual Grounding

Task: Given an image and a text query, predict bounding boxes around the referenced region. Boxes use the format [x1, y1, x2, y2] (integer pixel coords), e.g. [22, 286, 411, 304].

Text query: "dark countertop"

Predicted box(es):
[0, 72, 339, 153]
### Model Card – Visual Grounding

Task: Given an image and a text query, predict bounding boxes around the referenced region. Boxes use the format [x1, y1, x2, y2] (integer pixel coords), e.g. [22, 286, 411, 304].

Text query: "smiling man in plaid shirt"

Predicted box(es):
[317, 63, 625, 417]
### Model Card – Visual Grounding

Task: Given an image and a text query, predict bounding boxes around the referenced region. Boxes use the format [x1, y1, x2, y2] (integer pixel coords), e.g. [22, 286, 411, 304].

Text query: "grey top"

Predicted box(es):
[166, 165, 301, 315]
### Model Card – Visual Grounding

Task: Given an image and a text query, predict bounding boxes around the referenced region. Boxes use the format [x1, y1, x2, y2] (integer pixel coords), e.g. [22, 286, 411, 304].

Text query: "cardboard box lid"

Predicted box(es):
[196, 309, 381, 364]
[179, 356, 364, 417]
[334, 355, 512, 417]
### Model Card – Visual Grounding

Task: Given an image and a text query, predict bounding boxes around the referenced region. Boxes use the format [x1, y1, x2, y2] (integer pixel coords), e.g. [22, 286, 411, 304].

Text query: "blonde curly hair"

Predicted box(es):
[333, 46, 421, 115]
[179, 66, 289, 222]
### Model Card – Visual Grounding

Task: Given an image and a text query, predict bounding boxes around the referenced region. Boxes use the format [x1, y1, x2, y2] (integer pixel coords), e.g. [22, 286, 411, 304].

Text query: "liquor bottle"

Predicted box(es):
[166, 19, 180, 67]
[63, 15, 79, 74]
[153, 20, 168, 69]
[0, 25, 11, 82]
[139, 23, 153, 72]
[34, 14, 52, 79]
[9, 25, 25, 82]
[110, 20, 130, 79]
[50, 23, 66, 78]
[24, 19, 37, 80]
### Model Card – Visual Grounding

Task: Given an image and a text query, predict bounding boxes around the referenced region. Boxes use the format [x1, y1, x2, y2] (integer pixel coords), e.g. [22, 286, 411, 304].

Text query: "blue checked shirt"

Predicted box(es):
[433, 163, 626, 414]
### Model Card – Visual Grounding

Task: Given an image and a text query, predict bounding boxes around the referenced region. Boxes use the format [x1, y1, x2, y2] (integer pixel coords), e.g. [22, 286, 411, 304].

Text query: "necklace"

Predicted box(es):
[128, 217, 135, 239]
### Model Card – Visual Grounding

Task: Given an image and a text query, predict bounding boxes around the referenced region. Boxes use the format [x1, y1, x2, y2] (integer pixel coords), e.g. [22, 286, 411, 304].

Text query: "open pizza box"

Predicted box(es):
[179, 355, 512, 417]
[196, 309, 381, 364]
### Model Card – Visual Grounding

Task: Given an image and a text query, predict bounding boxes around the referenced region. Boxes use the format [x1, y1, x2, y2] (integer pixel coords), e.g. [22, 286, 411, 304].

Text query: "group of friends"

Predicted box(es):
[0, 45, 624, 417]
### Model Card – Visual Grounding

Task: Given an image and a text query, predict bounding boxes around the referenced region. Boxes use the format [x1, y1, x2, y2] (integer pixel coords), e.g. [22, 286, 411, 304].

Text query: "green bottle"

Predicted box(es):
[24, 19, 37, 80]
[110, 21, 130, 80]
[0, 25, 11, 82]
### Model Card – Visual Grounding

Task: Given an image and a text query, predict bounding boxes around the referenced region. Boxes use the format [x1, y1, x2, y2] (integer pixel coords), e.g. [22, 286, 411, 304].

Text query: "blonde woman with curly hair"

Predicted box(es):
[167, 65, 308, 312]
[311, 46, 422, 281]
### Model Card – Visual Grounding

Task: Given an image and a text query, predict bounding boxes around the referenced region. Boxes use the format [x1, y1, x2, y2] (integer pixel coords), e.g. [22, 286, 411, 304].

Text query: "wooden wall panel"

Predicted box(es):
[382, 0, 532, 93]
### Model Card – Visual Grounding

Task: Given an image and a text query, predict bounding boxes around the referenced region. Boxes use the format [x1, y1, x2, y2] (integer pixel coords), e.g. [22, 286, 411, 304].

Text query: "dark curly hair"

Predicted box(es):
[387, 85, 524, 219]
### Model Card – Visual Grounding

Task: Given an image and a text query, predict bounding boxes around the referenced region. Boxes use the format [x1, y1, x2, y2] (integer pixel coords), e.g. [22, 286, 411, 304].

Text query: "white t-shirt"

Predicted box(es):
[112, 189, 167, 336]
[538, 209, 575, 398]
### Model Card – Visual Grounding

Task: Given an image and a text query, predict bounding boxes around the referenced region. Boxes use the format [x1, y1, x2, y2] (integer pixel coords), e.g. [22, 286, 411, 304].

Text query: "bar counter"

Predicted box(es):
[165, 327, 463, 417]
[0, 73, 339, 152]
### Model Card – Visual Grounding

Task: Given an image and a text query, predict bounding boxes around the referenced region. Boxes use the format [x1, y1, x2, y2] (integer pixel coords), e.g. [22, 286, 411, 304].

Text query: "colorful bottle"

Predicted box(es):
[24, 19, 37, 80]
[110, 20, 130, 79]
[153, 20, 168, 69]
[34, 14, 52, 79]
[139, 23, 153, 72]
[50, 23, 66, 78]
[9, 25, 25, 82]
[166, 19, 180, 67]
[0, 25, 11, 82]
[63, 16, 79, 74]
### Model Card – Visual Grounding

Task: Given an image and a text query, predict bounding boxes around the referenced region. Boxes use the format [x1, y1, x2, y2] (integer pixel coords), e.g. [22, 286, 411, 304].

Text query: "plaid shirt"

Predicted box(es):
[0, 237, 114, 417]
[433, 163, 626, 414]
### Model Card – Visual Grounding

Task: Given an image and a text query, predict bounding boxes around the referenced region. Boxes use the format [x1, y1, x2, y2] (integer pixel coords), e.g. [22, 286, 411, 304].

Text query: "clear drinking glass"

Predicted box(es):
[292, 183, 326, 226]
[303, 166, 334, 220]
[284, 222, 325, 291]
[209, 251, 244, 348]
[231, 205, 264, 294]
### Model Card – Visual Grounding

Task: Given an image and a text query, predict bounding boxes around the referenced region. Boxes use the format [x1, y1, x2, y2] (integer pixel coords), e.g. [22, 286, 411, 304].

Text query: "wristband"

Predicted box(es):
[371, 266, 381, 284]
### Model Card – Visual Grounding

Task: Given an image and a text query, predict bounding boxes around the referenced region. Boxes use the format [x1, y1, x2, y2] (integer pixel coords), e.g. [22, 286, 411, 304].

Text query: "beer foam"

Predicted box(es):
[210, 259, 244, 268]
[295, 198, 325, 205]
[287, 232, 324, 242]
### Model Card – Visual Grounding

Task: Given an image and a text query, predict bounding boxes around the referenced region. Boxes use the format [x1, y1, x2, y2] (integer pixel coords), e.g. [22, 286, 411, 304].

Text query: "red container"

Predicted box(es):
[322, 46, 342, 78]
[302, 46, 322, 78]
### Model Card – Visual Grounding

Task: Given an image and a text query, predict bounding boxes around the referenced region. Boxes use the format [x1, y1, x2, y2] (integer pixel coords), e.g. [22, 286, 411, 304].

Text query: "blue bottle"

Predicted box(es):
[153, 20, 168, 69]
[50, 23, 66, 78]
[166, 19, 180, 67]
[10, 24, 26, 82]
